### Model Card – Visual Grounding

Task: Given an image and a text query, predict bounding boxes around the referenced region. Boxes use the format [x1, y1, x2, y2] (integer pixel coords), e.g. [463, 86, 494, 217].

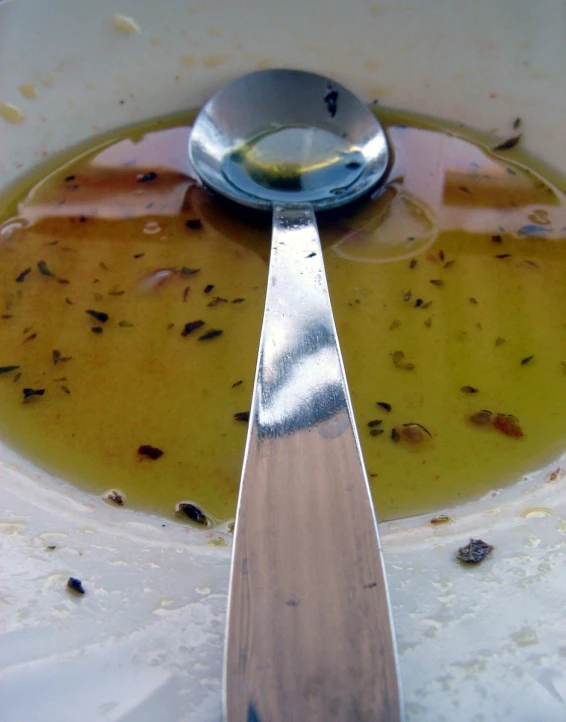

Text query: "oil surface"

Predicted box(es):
[1, 109, 565, 523]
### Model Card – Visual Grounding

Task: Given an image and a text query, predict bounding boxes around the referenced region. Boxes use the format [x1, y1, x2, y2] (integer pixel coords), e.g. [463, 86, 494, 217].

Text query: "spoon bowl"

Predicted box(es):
[189, 69, 389, 210]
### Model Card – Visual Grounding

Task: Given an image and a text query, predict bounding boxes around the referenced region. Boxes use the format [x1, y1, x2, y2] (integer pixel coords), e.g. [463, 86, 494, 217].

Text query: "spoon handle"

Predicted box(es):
[224, 203, 403, 722]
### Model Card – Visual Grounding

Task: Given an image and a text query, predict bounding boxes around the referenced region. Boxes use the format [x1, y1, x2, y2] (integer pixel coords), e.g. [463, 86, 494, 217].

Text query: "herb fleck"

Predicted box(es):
[104, 489, 124, 505]
[180, 266, 200, 276]
[176, 502, 209, 525]
[67, 577, 85, 594]
[513, 117, 522, 130]
[367, 419, 383, 428]
[429, 279, 445, 287]
[491, 234, 503, 243]
[204, 284, 215, 294]
[377, 402, 392, 412]
[86, 309, 109, 324]
[138, 444, 164, 460]
[37, 260, 55, 277]
[185, 218, 202, 230]
[390, 320, 401, 330]
[234, 411, 250, 422]
[521, 355, 534, 365]
[391, 428, 401, 443]
[183, 286, 190, 302]
[23, 387, 45, 401]
[495, 336, 506, 346]
[469, 297, 478, 305]
[52, 349, 72, 365]
[137, 171, 158, 182]
[60, 385, 71, 394]
[91, 327, 103, 334]
[232, 297, 246, 304]
[495, 253, 512, 259]
[133, 253, 145, 259]
[0, 365, 19, 375]
[15, 268, 31, 283]
[456, 538, 494, 564]
[324, 86, 339, 117]
[181, 320, 205, 336]
[118, 320, 134, 328]
[443, 260, 455, 269]
[207, 296, 228, 307]
[409, 259, 417, 269]
[370, 428, 384, 437]
[199, 329, 223, 341]
[460, 385, 479, 394]
[493, 134, 522, 151]
[232, 380, 243, 388]
[469, 410, 492, 426]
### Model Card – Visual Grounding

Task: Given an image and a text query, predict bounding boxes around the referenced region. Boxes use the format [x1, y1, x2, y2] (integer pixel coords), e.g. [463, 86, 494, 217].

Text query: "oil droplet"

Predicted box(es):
[0, 102, 25, 124]
[19, 83, 38, 100]
[111, 14, 141, 35]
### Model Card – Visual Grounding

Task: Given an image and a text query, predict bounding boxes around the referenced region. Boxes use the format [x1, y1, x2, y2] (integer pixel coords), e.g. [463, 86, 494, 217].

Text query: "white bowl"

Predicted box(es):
[2, 1, 566, 720]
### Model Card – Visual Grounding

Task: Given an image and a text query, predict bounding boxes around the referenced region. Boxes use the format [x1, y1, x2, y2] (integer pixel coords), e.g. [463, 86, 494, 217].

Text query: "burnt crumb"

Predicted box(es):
[456, 538, 494, 564]
[493, 134, 522, 151]
[176, 501, 209, 525]
[181, 320, 205, 336]
[104, 489, 125, 506]
[67, 577, 85, 594]
[198, 329, 223, 341]
[324, 86, 339, 117]
[23, 387, 45, 401]
[15, 267, 32, 283]
[204, 284, 215, 294]
[185, 218, 202, 230]
[138, 444, 164, 460]
[233, 411, 250, 422]
[137, 171, 158, 182]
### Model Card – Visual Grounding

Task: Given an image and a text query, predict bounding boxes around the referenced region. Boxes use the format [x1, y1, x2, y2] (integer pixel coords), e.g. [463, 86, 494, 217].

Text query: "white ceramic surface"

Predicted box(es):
[1, 1, 566, 720]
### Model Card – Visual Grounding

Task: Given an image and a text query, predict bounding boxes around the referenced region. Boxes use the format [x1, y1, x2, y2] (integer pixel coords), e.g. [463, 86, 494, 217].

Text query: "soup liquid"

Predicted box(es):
[1, 109, 565, 523]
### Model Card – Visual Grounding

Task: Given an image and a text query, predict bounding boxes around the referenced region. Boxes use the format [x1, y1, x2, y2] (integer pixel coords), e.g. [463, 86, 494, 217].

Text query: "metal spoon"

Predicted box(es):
[189, 69, 403, 722]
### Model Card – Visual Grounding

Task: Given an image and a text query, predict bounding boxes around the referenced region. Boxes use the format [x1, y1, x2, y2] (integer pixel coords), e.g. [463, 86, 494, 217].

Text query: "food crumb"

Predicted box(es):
[456, 538, 494, 564]
[111, 13, 141, 35]
[430, 514, 452, 525]
[104, 489, 125, 506]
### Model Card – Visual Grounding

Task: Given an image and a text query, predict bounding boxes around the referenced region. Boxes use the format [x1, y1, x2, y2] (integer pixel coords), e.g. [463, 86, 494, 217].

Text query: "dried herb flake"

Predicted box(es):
[180, 267, 200, 277]
[37, 260, 55, 277]
[493, 134, 522, 151]
[521, 355, 534, 366]
[23, 387, 45, 400]
[460, 385, 479, 394]
[377, 402, 392, 412]
[456, 538, 494, 564]
[234, 411, 250, 422]
[137, 171, 158, 182]
[185, 219, 202, 230]
[181, 320, 205, 336]
[199, 329, 223, 341]
[86, 309, 109, 323]
[15, 268, 31, 283]
[0, 365, 19, 375]
[429, 279, 445, 287]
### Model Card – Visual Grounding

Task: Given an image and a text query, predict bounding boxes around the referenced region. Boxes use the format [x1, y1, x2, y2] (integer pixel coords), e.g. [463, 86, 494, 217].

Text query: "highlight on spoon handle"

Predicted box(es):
[224, 203, 403, 722]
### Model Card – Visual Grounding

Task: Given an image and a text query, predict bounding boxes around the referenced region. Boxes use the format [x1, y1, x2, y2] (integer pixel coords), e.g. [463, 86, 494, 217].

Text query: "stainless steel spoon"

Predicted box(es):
[189, 68, 403, 722]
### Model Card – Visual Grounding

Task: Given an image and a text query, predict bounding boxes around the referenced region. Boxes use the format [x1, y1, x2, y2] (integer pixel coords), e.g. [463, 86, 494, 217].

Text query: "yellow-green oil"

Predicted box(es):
[1, 108, 565, 523]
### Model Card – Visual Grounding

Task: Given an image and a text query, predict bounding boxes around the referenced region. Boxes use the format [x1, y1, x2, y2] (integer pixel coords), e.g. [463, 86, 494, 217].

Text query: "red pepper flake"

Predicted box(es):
[183, 286, 190, 302]
[233, 411, 250, 422]
[137, 171, 158, 182]
[469, 410, 492, 426]
[199, 329, 223, 341]
[99, 262, 108, 270]
[181, 320, 205, 336]
[79, 215, 87, 223]
[138, 444, 164, 460]
[57, 278, 70, 285]
[492, 414, 523, 437]
[15, 268, 31, 283]
[204, 284, 215, 294]
[185, 219, 202, 230]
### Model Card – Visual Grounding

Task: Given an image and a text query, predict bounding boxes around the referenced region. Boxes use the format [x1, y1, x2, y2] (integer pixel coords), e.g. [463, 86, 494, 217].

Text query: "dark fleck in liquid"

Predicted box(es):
[1, 108, 566, 524]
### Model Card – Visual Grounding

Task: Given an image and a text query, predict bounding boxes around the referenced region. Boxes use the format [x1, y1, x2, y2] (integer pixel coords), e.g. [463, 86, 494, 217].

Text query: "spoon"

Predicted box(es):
[189, 69, 403, 722]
